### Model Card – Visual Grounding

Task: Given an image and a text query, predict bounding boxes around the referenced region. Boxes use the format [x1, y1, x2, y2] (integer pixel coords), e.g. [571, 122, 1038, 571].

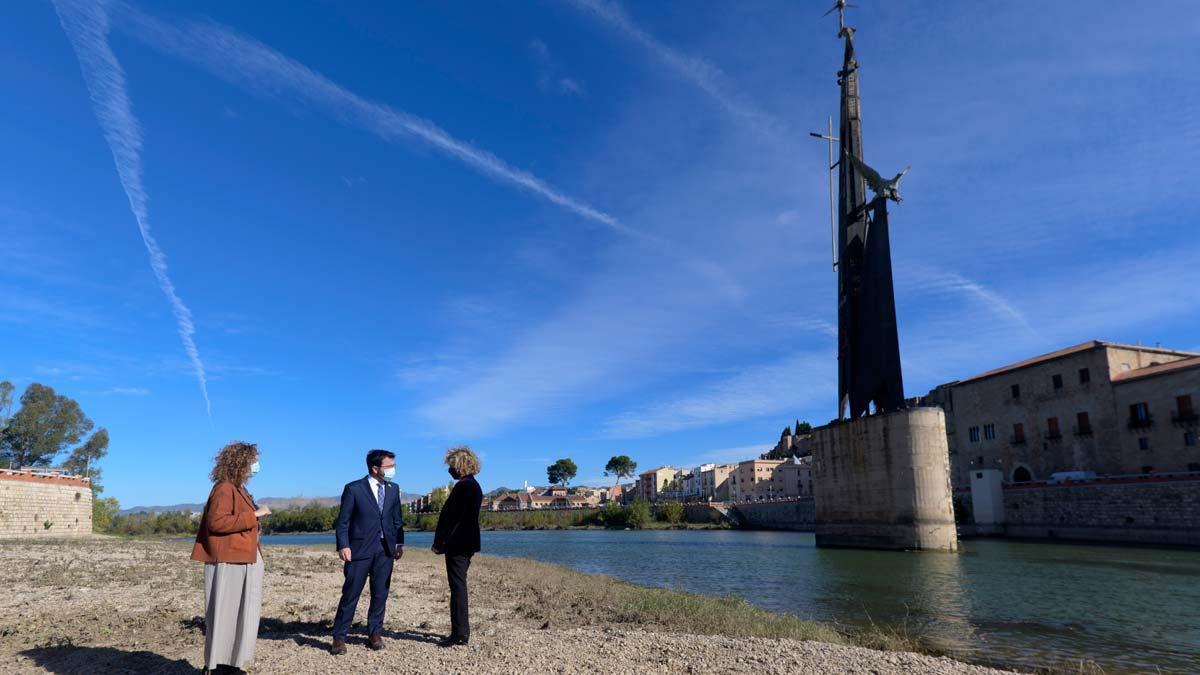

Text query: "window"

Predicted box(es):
[1075, 412, 1091, 435]
[1046, 416, 1061, 439]
[1011, 384, 1020, 399]
[969, 426, 981, 443]
[983, 424, 995, 440]
[1129, 402, 1151, 428]
[1138, 437, 1150, 451]
[1185, 431, 1198, 447]
[1052, 374, 1063, 390]
[1177, 395, 1195, 421]
[1141, 465, 1153, 474]
[976, 456, 984, 466]
[1012, 423, 1025, 444]
[1079, 367, 1090, 384]
[1189, 463, 1200, 472]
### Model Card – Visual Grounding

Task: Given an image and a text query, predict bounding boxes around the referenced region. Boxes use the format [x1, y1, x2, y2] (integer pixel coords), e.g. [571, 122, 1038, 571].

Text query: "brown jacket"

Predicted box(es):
[191, 481, 261, 564]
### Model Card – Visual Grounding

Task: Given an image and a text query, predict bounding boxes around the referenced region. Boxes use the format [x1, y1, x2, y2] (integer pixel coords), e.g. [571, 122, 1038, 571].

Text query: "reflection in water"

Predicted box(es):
[261, 530, 1200, 673]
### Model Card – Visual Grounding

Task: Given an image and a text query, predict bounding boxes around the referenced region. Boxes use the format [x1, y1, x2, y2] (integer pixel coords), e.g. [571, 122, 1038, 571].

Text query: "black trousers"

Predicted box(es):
[444, 553, 472, 640]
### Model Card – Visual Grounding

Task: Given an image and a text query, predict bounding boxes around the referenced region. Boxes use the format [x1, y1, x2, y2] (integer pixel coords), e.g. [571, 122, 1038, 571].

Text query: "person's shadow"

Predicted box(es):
[18, 645, 195, 674]
[201, 617, 444, 651]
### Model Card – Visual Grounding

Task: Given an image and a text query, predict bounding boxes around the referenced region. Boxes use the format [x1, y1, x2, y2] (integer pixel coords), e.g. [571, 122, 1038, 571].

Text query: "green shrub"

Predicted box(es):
[626, 498, 651, 529]
[656, 500, 685, 524]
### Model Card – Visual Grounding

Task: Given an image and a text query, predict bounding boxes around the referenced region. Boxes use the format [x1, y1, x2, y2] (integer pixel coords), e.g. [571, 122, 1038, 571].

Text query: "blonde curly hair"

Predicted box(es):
[210, 441, 258, 485]
[445, 446, 480, 477]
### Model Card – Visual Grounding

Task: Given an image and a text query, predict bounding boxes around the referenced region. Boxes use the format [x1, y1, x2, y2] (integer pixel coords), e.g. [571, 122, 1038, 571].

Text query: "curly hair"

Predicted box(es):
[445, 446, 480, 477]
[210, 441, 258, 485]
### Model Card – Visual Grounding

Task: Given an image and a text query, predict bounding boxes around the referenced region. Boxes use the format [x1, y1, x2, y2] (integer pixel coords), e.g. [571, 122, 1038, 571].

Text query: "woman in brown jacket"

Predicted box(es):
[192, 441, 271, 675]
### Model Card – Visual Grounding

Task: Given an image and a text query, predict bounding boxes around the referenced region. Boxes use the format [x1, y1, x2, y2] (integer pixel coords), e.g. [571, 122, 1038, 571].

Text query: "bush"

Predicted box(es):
[107, 510, 198, 536]
[92, 497, 120, 533]
[626, 498, 651, 529]
[656, 500, 685, 524]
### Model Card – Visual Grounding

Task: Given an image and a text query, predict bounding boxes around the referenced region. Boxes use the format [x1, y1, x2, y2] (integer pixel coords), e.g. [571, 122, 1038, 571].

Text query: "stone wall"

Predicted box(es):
[1000, 475, 1200, 547]
[0, 471, 93, 538]
[813, 407, 958, 550]
[732, 498, 815, 531]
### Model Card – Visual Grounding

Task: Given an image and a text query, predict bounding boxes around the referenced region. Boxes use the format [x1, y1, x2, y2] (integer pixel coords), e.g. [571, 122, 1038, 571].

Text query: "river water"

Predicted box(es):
[261, 530, 1200, 673]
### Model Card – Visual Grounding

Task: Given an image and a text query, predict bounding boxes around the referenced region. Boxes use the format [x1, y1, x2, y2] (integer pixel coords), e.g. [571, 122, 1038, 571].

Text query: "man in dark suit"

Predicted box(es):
[432, 446, 484, 647]
[330, 449, 404, 655]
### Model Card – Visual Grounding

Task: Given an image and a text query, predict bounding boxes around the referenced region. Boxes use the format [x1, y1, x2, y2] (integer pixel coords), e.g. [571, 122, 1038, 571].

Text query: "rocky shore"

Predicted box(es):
[0, 538, 1009, 674]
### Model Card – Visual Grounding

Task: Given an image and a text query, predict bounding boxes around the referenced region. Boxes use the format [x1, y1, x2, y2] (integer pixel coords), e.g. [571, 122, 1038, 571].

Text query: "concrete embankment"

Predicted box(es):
[0, 538, 1009, 674]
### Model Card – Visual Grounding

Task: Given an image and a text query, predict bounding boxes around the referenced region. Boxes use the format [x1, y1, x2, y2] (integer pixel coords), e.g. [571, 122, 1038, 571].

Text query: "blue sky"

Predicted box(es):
[3, 1, 1198, 507]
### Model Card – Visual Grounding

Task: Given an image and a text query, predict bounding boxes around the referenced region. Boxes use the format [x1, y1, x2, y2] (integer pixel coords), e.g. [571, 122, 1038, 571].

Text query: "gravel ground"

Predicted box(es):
[0, 538, 1010, 674]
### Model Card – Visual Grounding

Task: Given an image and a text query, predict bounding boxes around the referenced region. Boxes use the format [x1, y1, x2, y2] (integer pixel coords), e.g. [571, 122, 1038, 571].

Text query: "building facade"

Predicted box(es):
[728, 459, 785, 502]
[636, 466, 680, 503]
[0, 469, 93, 537]
[924, 340, 1200, 487]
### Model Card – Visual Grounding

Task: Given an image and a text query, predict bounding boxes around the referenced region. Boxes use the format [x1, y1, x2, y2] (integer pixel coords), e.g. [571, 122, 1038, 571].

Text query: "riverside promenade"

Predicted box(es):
[0, 538, 1007, 674]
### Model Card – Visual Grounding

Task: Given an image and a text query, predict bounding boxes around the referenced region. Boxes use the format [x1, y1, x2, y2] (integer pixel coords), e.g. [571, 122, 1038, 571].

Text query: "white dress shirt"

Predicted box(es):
[367, 475, 387, 508]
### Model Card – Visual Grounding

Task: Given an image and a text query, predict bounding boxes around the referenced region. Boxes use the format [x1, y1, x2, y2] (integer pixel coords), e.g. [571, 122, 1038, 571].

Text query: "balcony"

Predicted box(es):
[1172, 411, 1198, 427]
[1127, 415, 1154, 430]
[1043, 430, 1063, 441]
[1072, 425, 1094, 437]
[1009, 435, 1027, 446]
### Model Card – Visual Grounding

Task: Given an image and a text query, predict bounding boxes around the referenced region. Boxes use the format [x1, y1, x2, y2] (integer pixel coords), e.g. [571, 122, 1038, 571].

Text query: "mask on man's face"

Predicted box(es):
[448, 467, 462, 480]
[249, 461, 261, 476]
[382, 466, 397, 482]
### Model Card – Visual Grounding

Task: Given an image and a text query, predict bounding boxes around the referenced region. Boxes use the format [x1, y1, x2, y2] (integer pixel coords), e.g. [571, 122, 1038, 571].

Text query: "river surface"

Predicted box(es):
[260, 530, 1200, 673]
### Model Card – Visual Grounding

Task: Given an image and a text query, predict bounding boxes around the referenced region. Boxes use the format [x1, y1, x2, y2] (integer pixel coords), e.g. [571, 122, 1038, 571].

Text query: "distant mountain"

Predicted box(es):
[119, 490, 422, 515]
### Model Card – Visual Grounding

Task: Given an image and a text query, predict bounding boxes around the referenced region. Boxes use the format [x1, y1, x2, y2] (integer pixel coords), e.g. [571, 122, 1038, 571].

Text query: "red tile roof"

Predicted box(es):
[1112, 355, 1200, 383]
[957, 341, 1198, 385]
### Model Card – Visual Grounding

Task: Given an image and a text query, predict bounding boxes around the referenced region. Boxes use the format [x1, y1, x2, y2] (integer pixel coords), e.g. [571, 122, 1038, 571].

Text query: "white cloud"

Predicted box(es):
[563, 0, 786, 140]
[116, 7, 737, 298]
[106, 386, 150, 395]
[54, 0, 211, 418]
[601, 350, 835, 438]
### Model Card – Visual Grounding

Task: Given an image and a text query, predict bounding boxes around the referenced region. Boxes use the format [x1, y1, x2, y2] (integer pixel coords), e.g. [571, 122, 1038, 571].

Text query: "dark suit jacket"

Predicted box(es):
[334, 476, 405, 558]
[434, 475, 483, 555]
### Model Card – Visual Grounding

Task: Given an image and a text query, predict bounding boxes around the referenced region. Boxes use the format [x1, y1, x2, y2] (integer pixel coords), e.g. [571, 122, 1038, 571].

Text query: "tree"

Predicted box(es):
[485, 486, 514, 498]
[63, 428, 109, 494]
[547, 458, 578, 487]
[795, 420, 812, 435]
[92, 496, 120, 532]
[603, 455, 637, 486]
[780, 425, 792, 440]
[657, 500, 685, 524]
[0, 383, 93, 468]
[0, 380, 14, 429]
[428, 484, 450, 512]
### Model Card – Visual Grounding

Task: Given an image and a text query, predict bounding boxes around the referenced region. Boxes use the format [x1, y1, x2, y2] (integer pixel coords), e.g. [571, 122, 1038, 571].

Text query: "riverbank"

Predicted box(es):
[0, 538, 1008, 674]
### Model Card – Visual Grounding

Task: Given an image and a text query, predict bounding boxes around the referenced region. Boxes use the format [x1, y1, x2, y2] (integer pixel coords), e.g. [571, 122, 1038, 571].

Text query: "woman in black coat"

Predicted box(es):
[432, 446, 483, 647]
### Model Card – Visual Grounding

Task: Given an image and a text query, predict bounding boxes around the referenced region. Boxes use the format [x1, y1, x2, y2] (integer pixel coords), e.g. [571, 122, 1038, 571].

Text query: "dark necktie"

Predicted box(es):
[377, 481, 385, 514]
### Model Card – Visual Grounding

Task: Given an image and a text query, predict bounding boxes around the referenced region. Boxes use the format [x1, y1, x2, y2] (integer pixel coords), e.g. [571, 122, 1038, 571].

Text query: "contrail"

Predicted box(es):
[111, 3, 742, 300]
[564, 0, 787, 141]
[54, 0, 212, 418]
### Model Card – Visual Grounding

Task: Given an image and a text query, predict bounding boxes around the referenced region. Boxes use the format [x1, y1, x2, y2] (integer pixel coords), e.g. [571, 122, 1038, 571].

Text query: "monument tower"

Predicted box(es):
[809, 1, 957, 551]
[833, 4, 905, 420]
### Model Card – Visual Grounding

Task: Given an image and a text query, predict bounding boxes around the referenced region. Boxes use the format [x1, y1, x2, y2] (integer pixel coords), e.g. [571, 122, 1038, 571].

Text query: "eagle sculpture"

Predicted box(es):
[846, 153, 910, 203]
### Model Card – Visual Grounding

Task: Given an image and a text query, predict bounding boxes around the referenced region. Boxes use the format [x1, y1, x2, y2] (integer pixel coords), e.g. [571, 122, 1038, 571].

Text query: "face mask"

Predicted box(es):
[249, 461, 260, 476]
[448, 467, 461, 480]
[382, 466, 396, 481]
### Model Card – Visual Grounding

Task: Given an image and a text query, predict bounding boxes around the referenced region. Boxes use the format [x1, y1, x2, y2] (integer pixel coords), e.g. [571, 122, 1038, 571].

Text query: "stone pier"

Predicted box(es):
[812, 407, 957, 550]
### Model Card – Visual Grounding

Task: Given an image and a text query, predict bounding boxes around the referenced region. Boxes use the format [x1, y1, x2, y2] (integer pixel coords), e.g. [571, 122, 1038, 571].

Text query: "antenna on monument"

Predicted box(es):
[823, 0, 858, 34]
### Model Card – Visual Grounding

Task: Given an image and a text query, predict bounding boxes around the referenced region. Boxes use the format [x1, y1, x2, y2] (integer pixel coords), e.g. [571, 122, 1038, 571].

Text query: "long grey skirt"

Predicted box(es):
[203, 552, 263, 669]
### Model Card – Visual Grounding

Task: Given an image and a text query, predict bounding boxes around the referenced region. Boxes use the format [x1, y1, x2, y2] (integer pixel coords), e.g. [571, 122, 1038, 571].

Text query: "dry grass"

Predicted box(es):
[469, 554, 940, 653]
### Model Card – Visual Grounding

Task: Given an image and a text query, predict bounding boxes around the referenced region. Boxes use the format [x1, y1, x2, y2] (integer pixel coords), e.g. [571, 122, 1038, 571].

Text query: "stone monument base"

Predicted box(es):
[813, 407, 957, 551]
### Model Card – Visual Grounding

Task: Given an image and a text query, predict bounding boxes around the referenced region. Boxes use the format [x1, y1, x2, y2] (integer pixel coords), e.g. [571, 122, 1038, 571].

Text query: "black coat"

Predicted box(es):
[434, 475, 482, 555]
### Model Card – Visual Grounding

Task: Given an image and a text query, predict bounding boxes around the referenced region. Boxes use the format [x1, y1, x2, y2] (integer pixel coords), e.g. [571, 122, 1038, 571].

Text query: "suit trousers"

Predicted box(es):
[445, 553, 472, 640]
[332, 543, 394, 640]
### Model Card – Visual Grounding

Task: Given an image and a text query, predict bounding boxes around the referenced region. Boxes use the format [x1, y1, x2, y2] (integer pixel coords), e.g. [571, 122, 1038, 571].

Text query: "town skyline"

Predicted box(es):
[3, 0, 1199, 506]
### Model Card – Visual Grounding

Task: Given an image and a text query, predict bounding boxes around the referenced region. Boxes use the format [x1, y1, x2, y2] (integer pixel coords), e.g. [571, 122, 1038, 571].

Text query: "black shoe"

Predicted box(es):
[437, 635, 469, 648]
